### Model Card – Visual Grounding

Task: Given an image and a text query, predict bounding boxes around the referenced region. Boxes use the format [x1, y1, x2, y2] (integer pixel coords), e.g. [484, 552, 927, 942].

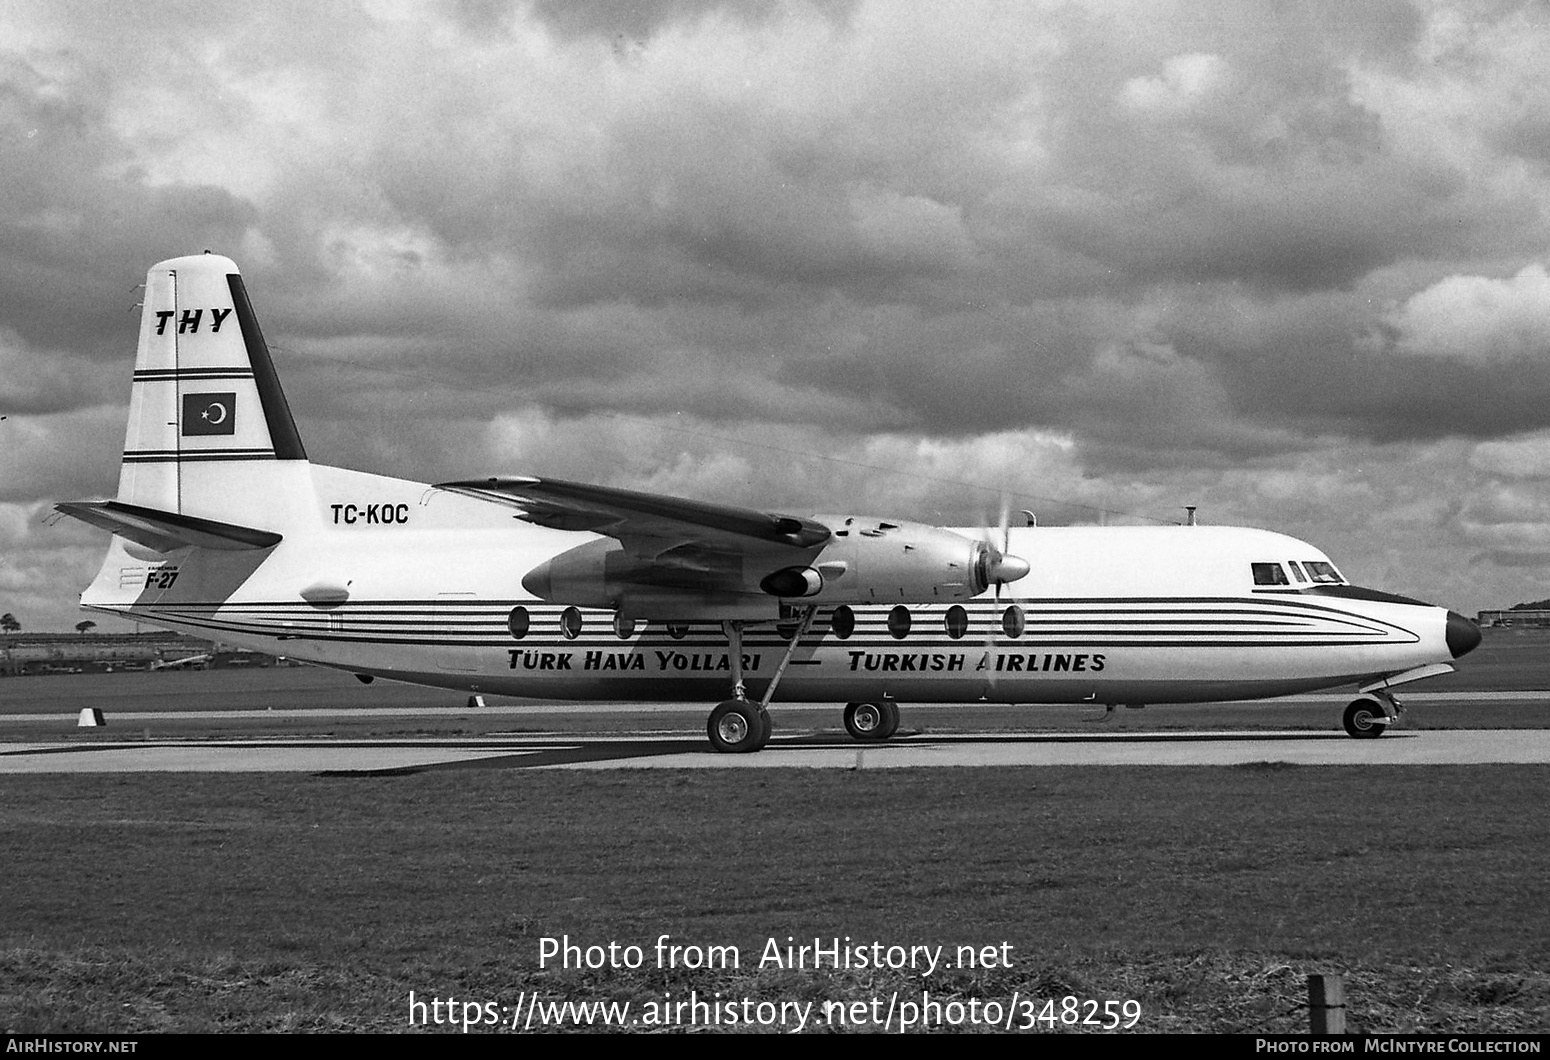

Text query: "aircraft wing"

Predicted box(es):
[435, 476, 832, 558]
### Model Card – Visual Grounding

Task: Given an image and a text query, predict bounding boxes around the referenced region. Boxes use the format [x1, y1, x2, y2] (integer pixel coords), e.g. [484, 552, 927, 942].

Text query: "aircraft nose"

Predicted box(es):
[1446, 611, 1482, 659]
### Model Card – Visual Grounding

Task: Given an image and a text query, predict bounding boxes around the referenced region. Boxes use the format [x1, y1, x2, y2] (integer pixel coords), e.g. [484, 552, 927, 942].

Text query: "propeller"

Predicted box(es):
[976, 493, 1030, 601]
[975, 495, 1024, 698]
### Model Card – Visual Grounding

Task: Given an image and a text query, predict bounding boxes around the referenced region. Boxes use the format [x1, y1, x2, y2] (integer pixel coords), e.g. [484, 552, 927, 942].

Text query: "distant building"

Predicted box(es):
[1477, 609, 1550, 627]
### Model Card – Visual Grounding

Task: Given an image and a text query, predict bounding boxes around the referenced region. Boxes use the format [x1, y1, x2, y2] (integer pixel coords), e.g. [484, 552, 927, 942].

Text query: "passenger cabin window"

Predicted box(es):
[558, 604, 582, 638]
[1303, 561, 1344, 584]
[830, 605, 855, 640]
[561, 606, 583, 639]
[887, 605, 911, 640]
[1002, 605, 1025, 638]
[507, 605, 529, 639]
[1251, 562, 1290, 586]
[944, 605, 969, 640]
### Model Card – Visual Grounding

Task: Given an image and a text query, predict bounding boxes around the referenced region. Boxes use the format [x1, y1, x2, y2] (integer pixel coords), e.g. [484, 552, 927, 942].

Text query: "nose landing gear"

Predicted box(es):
[1343, 692, 1401, 739]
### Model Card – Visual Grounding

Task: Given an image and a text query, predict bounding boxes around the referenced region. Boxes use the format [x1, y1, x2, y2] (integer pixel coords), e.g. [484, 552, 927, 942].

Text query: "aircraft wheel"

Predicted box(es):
[1343, 698, 1388, 739]
[708, 699, 769, 753]
[875, 699, 900, 740]
[844, 701, 895, 742]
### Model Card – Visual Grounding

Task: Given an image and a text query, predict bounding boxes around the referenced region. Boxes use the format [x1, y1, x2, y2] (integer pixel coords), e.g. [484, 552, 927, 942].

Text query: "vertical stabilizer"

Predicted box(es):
[117, 253, 309, 520]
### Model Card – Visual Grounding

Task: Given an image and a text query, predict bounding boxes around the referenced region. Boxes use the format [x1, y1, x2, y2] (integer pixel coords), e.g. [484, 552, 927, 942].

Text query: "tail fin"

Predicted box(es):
[117, 252, 307, 513]
[59, 253, 320, 552]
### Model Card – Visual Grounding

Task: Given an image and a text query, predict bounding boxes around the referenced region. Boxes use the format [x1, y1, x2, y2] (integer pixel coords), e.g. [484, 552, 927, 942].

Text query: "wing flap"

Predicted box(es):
[55, 500, 282, 552]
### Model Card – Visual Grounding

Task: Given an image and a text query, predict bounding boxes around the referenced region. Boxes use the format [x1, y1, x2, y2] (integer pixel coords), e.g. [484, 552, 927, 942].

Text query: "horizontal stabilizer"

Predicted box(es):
[55, 500, 282, 553]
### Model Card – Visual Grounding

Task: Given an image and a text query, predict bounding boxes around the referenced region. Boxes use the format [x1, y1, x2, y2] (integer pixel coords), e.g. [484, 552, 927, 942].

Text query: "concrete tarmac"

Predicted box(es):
[4, 688, 1545, 726]
[3, 728, 1549, 773]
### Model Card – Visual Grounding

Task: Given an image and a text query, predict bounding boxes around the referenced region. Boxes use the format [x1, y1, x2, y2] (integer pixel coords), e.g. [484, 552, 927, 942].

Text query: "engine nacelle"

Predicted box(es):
[774, 517, 992, 603]
[521, 516, 1025, 614]
[521, 538, 782, 620]
[521, 538, 619, 608]
[760, 566, 825, 597]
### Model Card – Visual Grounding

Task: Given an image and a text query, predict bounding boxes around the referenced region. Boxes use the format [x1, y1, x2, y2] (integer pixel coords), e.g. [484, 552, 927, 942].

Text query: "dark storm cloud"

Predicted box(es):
[7, 0, 1550, 628]
[985, 8, 1532, 295]
[0, 47, 257, 357]
[527, 0, 856, 43]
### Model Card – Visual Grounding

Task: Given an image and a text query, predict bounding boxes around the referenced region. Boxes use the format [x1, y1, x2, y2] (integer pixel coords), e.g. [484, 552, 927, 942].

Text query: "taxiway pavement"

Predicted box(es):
[3, 728, 1548, 773]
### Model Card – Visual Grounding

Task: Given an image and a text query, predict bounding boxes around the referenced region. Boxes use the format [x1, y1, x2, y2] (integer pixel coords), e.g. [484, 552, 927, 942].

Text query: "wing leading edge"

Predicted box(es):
[435, 476, 831, 556]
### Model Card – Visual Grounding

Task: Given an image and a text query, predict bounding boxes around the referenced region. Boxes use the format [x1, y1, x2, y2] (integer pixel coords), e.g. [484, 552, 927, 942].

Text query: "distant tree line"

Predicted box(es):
[1509, 600, 1550, 611]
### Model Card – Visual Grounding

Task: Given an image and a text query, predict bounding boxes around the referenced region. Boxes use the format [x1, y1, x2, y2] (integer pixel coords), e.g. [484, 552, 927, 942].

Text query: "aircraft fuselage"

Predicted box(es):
[79, 467, 1468, 709]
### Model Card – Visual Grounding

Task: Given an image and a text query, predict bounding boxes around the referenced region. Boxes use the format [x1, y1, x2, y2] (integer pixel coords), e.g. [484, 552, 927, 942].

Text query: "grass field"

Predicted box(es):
[1, 768, 1547, 1033]
[1, 628, 1547, 1034]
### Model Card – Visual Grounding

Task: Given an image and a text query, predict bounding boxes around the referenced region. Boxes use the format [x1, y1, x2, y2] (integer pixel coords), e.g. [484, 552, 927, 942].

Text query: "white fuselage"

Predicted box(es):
[79, 463, 1459, 708]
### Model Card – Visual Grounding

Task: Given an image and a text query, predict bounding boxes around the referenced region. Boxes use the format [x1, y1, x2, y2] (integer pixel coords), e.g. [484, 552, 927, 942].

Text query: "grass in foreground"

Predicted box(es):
[1, 766, 1546, 1033]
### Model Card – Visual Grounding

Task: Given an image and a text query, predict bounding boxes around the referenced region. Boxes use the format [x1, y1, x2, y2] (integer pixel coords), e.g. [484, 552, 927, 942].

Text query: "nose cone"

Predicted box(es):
[1446, 611, 1482, 659]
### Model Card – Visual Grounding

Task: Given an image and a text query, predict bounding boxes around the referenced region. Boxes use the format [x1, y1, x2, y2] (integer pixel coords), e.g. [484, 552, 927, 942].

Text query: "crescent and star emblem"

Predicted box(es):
[180, 392, 237, 436]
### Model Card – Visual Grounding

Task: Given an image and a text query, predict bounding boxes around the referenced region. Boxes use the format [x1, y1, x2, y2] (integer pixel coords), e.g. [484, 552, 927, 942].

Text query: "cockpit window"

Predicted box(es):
[1251, 562, 1290, 586]
[1303, 561, 1344, 584]
[1287, 561, 1308, 583]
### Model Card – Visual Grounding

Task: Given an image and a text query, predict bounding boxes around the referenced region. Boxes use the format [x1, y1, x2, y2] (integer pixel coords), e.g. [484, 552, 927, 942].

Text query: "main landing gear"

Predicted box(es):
[701, 609, 908, 752]
[707, 698, 773, 754]
[705, 607, 817, 754]
[844, 699, 900, 742]
[1343, 692, 1399, 739]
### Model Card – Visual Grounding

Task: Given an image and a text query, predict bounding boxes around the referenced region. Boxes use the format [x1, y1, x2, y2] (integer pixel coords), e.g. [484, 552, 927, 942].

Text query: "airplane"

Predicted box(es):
[57, 252, 1482, 752]
[149, 653, 212, 671]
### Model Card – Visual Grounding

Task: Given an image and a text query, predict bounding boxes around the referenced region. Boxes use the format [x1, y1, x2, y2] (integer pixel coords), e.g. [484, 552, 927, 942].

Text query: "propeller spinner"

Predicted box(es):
[972, 495, 1030, 598]
[973, 540, 1030, 597]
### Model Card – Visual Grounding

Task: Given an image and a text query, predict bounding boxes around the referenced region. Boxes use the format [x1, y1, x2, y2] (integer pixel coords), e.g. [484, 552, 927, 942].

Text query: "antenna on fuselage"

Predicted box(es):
[1185, 505, 1198, 526]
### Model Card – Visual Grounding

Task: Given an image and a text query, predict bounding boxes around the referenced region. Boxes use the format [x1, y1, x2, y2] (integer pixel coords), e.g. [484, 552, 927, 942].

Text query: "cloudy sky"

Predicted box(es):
[4, 0, 1550, 632]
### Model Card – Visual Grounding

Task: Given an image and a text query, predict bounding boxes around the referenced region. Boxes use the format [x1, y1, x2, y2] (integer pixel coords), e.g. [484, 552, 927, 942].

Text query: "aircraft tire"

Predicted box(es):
[1342, 698, 1388, 739]
[875, 700, 900, 740]
[844, 701, 894, 742]
[708, 699, 769, 753]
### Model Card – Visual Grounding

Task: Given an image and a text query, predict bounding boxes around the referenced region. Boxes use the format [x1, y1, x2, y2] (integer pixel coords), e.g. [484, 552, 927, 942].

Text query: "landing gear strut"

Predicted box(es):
[1343, 693, 1398, 739]
[844, 699, 899, 742]
[704, 607, 817, 753]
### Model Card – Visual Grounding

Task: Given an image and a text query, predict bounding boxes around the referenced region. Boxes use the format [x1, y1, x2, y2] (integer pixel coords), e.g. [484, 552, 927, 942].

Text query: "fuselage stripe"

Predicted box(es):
[126, 602, 1422, 649]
